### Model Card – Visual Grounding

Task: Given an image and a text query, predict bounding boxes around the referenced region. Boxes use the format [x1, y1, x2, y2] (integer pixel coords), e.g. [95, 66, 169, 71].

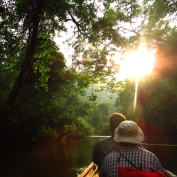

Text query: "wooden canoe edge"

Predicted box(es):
[79, 162, 98, 177]
[164, 170, 177, 177]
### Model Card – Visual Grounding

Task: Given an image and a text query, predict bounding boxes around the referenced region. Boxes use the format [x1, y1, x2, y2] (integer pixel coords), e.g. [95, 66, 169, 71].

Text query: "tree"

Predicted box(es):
[1, 0, 177, 146]
[111, 0, 177, 135]
[91, 102, 111, 135]
[0, 0, 118, 107]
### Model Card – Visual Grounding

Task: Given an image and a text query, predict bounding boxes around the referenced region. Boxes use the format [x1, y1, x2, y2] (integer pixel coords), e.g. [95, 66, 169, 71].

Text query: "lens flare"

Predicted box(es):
[117, 46, 156, 112]
[119, 47, 155, 80]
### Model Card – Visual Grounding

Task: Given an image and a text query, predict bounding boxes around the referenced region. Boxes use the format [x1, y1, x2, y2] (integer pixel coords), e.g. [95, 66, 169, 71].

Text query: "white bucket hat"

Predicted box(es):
[113, 120, 144, 144]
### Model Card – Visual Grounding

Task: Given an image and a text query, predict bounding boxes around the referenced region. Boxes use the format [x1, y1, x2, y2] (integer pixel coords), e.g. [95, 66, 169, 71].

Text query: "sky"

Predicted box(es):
[54, 21, 75, 67]
[54, 0, 105, 67]
[53, 0, 155, 68]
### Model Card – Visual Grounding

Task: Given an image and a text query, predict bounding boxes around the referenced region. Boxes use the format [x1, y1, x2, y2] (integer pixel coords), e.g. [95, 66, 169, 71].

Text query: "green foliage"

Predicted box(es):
[1, 0, 177, 148]
[115, 79, 136, 119]
[91, 102, 111, 135]
[34, 39, 65, 91]
[115, 26, 177, 135]
[72, 117, 94, 137]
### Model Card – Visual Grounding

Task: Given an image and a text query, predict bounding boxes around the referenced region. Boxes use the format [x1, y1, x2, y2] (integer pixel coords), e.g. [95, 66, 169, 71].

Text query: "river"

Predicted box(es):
[0, 136, 177, 177]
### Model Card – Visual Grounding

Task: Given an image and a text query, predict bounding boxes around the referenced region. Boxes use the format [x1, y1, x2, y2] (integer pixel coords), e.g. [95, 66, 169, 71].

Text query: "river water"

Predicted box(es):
[0, 136, 177, 177]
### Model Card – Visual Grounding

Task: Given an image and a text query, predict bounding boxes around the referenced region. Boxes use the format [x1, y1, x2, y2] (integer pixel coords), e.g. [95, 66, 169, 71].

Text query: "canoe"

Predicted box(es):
[79, 162, 98, 177]
[79, 162, 177, 177]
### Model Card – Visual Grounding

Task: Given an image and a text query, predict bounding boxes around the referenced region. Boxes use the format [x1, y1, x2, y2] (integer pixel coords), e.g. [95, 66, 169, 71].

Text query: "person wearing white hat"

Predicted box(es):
[100, 120, 166, 177]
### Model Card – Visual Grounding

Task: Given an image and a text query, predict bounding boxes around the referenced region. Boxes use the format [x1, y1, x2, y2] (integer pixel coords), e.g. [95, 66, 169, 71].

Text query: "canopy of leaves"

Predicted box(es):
[1, 0, 177, 148]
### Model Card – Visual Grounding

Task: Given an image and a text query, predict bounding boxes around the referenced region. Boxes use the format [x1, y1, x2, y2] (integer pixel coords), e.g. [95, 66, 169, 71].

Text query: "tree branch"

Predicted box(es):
[68, 10, 82, 35]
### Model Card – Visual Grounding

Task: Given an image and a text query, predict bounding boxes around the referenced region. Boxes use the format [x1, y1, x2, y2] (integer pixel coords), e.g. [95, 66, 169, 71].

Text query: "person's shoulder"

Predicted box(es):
[138, 147, 158, 157]
[93, 138, 108, 149]
[102, 151, 118, 164]
[98, 137, 109, 142]
[96, 137, 112, 144]
[104, 150, 118, 159]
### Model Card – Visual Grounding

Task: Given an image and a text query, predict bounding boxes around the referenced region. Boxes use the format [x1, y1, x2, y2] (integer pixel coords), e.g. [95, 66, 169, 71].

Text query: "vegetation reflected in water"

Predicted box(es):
[0, 137, 99, 177]
[0, 136, 177, 177]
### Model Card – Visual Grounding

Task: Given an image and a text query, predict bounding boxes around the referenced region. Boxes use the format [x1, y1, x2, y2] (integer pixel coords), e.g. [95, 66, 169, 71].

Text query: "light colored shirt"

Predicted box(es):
[100, 146, 164, 177]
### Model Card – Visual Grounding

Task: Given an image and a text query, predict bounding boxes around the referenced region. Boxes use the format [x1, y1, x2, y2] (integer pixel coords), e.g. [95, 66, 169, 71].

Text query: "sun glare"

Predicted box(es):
[118, 47, 155, 80]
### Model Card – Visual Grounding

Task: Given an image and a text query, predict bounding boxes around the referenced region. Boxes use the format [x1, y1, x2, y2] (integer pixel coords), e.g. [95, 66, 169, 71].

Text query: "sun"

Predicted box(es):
[115, 46, 156, 112]
[118, 47, 155, 80]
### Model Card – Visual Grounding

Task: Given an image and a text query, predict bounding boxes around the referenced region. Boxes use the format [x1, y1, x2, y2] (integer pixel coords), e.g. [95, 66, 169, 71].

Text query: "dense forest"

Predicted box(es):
[1, 0, 177, 149]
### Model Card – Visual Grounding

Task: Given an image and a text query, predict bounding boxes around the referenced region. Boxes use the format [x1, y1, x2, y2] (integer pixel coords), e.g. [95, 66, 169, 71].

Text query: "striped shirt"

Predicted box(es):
[100, 146, 164, 177]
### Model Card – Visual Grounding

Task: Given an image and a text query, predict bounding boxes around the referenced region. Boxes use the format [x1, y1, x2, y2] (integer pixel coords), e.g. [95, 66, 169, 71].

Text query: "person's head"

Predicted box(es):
[109, 112, 126, 137]
[113, 120, 144, 145]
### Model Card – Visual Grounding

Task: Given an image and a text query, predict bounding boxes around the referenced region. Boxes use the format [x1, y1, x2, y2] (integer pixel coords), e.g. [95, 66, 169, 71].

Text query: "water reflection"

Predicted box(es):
[0, 138, 100, 177]
[0, 136, 177, 177]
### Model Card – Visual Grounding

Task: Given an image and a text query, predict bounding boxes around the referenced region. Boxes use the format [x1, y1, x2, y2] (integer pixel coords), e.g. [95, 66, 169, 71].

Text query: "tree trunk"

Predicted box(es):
[6, 7, 41, 107]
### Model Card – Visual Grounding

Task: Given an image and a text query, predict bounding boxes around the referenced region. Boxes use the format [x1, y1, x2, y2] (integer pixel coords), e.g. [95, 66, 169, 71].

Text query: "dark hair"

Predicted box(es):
[109, 112, 126, 136]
